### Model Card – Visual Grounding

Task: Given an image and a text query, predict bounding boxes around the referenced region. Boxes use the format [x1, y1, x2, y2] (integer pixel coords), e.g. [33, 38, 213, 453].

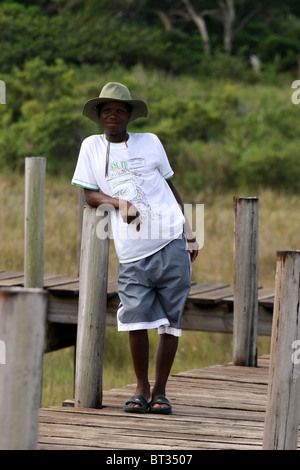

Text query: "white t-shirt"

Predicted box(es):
[72, 132, 185, 263]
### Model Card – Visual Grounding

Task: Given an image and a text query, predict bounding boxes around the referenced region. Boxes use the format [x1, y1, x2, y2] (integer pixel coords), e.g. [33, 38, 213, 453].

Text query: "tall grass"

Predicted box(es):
[3, 174, 300, 406]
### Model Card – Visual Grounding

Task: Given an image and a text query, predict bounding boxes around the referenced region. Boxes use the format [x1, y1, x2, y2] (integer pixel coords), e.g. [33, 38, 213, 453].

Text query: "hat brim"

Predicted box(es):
[82, 97, 148, 125]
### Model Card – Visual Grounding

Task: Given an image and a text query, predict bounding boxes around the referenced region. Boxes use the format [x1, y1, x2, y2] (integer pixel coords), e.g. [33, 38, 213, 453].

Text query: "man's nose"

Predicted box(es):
[108, 110, 118, 118]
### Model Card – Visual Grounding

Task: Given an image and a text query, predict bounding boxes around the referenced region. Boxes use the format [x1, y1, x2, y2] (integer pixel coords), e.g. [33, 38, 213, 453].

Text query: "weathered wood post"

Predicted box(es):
[0, 287, 48, 450]
[24, 157, 46, 288]
[77, 188, 85, 274]
[263, 251, 300, 450]
[74, 205, 110, 408]
[232, 197, 259, 366]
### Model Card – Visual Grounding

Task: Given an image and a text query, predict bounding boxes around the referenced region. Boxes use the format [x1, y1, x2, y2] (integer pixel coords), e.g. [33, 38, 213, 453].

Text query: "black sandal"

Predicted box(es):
[148, 396, 172, 414]
[123, 395, 149, 413]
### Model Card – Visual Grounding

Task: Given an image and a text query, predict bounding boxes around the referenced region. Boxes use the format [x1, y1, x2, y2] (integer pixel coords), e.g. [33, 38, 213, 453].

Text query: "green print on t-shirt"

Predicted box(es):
[110, 161, 128, 171]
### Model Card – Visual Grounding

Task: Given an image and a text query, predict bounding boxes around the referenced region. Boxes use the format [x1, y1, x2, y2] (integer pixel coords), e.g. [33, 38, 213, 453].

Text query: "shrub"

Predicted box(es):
[0, 58, 89, 173]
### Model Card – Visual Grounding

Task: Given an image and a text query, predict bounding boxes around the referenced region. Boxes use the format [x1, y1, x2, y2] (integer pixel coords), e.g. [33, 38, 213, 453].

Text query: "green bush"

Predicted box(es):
[0, 58, 89, 173]
[0, 1, 201, 74]
[1, 60, 299, 193]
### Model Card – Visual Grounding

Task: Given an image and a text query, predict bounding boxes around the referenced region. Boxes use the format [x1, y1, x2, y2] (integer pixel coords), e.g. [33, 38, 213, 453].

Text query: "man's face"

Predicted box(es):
[99, 101, 131, 137]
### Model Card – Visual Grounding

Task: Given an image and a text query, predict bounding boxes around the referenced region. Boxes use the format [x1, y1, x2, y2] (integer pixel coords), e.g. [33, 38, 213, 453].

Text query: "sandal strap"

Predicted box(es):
[151, 396, 171, 406]
[125, 395, 148, 406]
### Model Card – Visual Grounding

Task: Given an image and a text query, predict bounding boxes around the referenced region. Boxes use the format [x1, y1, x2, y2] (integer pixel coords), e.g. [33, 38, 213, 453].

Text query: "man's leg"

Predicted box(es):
[128, 329, 151, 408]
[151, 333, 178, 409]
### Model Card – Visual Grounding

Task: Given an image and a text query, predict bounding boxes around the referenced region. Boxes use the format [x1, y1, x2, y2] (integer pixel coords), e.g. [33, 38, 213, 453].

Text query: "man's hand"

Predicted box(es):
[119, 200, 141, 231]
[186, 237, 199, 262]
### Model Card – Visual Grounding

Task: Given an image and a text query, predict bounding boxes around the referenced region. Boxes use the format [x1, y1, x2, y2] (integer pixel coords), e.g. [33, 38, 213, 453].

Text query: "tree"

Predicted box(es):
[180, 0, 260, 56]
[181, 0, 213, 55]
[151, 0, 261, 56]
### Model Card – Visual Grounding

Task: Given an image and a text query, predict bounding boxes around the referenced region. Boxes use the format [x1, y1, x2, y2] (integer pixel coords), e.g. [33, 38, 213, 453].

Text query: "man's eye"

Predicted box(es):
[102, 108, 126, 115]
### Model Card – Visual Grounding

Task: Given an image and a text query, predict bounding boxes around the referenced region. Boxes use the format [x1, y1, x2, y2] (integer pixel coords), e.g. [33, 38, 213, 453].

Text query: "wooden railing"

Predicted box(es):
[0, 157, 48, 449]
[233, 196, 259, 367]
[1, 157, 300, 449]
[263, 250, 300, 450]
[75, 205, 109, 409]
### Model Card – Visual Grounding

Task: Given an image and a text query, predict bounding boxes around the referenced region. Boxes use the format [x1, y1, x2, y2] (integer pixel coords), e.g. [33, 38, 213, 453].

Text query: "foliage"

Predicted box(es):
[0, 58, 89, 173]
[0, 1, 300, 191]
[1, 1, 300, 74]
[0, 1, 194, 73]
[1, 60, 300, 191]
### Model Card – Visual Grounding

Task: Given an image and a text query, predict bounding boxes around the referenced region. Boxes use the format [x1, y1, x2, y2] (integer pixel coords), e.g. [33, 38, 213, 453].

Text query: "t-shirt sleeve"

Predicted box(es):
[71, 139, 99, 191]
[154, 135, 174, 180]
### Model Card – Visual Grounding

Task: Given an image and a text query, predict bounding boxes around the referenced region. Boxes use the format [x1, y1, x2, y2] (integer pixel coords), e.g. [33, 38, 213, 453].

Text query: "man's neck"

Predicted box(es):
[105, 132, 129, 143]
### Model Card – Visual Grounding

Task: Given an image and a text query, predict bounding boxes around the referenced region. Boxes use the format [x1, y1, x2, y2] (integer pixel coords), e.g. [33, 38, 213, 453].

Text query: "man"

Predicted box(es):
[72, 82, 198, 414]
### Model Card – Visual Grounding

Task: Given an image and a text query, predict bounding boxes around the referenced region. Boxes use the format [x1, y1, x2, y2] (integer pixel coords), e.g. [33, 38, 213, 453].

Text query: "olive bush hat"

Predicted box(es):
[82, 82, 148, 124]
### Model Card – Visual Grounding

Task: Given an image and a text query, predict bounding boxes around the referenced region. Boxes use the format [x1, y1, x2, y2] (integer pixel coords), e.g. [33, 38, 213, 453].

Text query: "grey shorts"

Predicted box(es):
[117, 236, 191, 337]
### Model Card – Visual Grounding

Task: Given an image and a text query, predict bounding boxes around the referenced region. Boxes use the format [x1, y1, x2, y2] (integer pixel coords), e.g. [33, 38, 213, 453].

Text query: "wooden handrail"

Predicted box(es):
[263, 250, 300, 450]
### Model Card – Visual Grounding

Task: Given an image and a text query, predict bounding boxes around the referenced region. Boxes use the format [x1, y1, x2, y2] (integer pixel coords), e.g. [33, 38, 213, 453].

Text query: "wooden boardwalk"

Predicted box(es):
[37, 355, 278, 451]
[0, 271, 275, 352]
[1, 270, 286, 450]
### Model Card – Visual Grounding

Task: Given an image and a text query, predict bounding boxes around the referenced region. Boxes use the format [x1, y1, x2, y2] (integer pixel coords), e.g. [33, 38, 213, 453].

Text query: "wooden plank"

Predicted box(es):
[188, 286, 234, 304]
[55, 398, 267, 422]
[0, 273, 78, 288]
[47, 295, 79, 324]
[0, 271, 23, 281]
[0, 278, 24, 286]
[0, 273, 117, 294]
[47, 277, 119, 296]
[37, 418, 264, 446]
[48, 282, 80, 295]
[44, 275, 79, 287]
[189, 283, 229, 296]
[37, 408, 264, 446]
[38, 409, 264, 436]
[257, 287, 275, 300]
[0, 273, 25, 285]
[259, 298, 274, 309]
[37, 356, 279, 451]
[223, 287, 274, 306]
[259, 294, 274, 308]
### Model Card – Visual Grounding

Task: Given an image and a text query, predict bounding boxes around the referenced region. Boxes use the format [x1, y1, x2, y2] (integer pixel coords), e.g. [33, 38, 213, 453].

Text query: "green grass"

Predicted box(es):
[3, 174, 298, 407]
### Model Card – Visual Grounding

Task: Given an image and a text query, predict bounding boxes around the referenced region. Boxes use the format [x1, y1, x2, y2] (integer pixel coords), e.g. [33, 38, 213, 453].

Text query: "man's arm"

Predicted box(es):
[84, 188, 141, 230]
[167, 180, 199, 262]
